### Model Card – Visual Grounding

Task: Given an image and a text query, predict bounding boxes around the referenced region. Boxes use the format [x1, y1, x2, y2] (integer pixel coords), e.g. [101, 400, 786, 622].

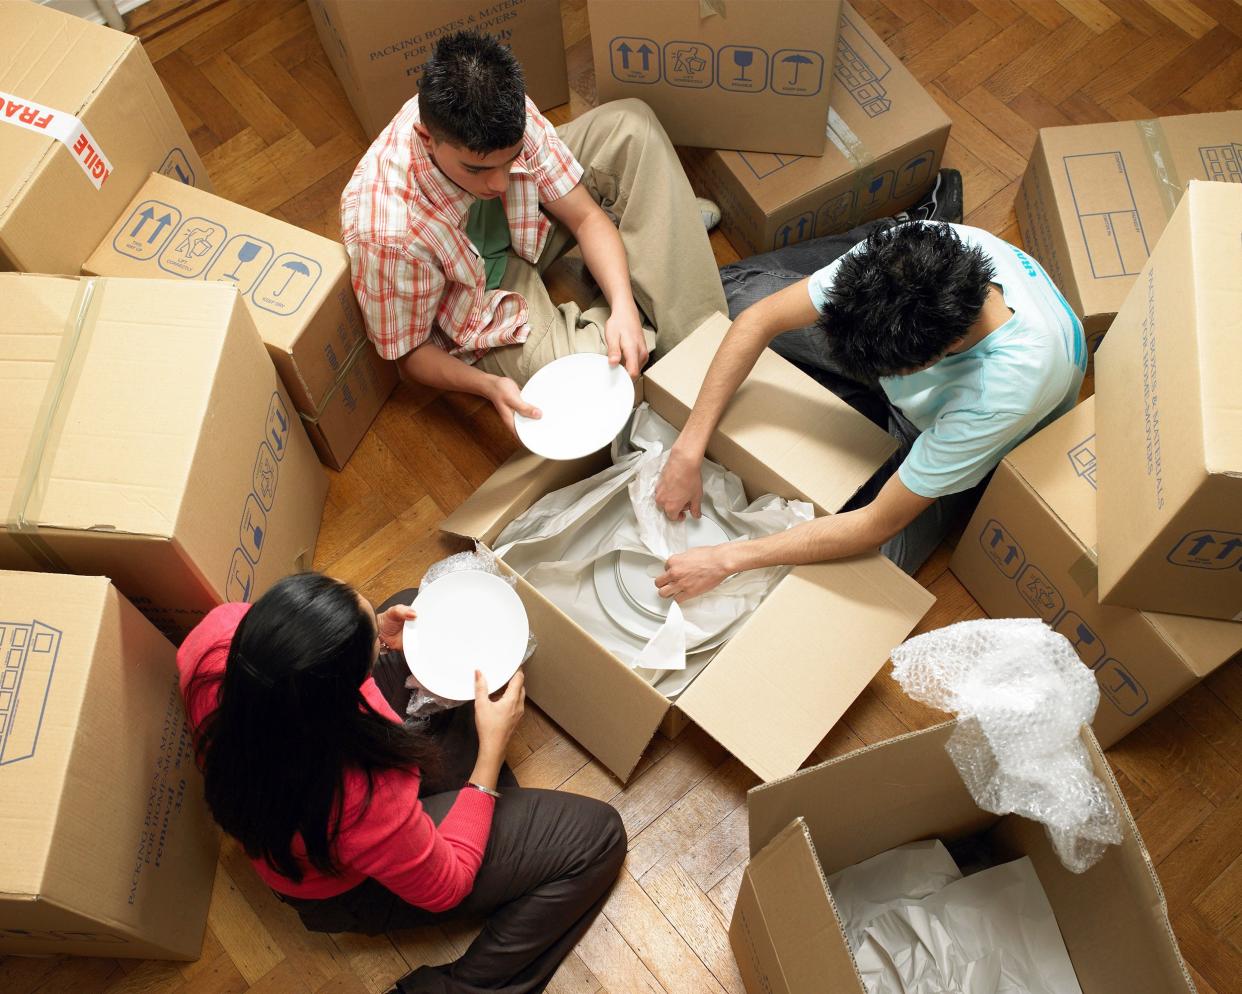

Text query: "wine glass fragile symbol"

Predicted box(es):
[733, 49, 754, 81]
[225, 240, 262, 280]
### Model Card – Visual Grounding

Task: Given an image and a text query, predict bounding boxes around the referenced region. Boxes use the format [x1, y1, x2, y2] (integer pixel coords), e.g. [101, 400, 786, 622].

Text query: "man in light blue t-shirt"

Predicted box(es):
[651, 187, 1085, 601]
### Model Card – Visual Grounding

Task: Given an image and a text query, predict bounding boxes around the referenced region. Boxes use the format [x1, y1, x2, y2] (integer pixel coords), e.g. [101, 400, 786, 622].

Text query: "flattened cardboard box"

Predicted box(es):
[0, 2, 210, 275]
[0, 571, 218, 959]
[1095, 181, 1242, 621]
[1015, 110, 1242, 351]
[683, 4, 950, 256]
[308, 0, 568, 138]
[442, 312, 934, 783]
[84, 173, 398, 470]
[731, 721, 1195, 994]
[949, 397, 1242, 747]
[0, 275, 328, 644]
[589, 0, 842, 156]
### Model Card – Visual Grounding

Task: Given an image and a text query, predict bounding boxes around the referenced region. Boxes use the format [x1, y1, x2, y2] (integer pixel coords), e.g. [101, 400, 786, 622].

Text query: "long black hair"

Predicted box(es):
[190, 573, 437, 881]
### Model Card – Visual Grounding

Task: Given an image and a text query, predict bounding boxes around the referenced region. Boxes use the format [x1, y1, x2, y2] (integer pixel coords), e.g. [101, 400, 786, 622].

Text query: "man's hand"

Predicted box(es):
[655, 448, 704, 521]
[655, 545, 733, 603]
[377, 604, 415, 653]
[604, 303, 648, 378]
[486, 375, 541, 438]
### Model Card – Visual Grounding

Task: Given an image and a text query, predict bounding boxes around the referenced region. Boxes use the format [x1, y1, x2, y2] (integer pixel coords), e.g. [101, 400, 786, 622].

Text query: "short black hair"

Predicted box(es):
[818, 223, 996, 380]
[418, 31, 526, 153]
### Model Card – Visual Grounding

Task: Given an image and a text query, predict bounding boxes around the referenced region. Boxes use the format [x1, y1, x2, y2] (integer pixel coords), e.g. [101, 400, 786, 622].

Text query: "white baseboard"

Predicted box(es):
[41, 0, 151, 28]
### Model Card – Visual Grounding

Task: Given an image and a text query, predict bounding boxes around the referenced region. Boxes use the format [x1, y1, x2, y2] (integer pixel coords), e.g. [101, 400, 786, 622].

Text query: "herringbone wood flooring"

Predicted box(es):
[5, 2, 1240, 992]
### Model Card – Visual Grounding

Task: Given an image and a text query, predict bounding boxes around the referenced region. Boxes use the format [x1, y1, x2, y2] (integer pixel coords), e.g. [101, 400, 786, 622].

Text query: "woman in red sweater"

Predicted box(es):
[178, 572, 625, 994]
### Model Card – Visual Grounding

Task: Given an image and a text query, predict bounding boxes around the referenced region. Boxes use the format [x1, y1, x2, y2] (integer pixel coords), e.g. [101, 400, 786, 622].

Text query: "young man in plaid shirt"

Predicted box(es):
[342, 31, 727, 435]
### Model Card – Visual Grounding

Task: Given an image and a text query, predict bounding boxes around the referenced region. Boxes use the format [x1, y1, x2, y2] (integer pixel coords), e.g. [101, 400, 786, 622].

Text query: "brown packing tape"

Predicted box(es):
[1067, 551, 1099, 598]
[4, 278, 106, 572]
[826, 107, 877, 229]
[1135, 119, 1183, 219]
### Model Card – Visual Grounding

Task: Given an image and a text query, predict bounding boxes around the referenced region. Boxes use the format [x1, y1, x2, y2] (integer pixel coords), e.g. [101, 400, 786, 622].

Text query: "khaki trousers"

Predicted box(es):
[475, 98, 727, 385]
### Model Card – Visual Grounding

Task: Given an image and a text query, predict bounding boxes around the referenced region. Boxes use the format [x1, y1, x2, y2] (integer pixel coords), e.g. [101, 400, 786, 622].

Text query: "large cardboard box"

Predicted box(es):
[83, 174, 398, 470]
[589, 0, 841, 156]
[0, 2, 210, 275]
[0, 571, 218, 959]
[731, 722, 1195, 994]
[1015, 110, 1242, 351]
[308, 0, 569, 138]
[949, 397, 1242, 747]
[1095, 181, 1242, 621]
[0, 274, 328, 643]
[683, 4, 950, 256]
[442, 313, 935, 783]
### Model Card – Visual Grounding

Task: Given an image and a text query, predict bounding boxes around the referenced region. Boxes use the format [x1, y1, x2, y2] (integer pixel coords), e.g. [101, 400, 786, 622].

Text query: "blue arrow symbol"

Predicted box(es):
[130, 206, 155, 237]
[1189, 533, 1215, 556]
[795, 216, 808, 240]
[777, 225, 791, 247]
[1217, 537, 1242, 559]
[173, 163, 189, 183]
[148, 212, 173, 244]
[1003, 545, 1018, 565]
[617, 41, 632, 69]
[638, 44, 653, 71]
[989, 527, 1003, 548]
[275, 406, 288, 432]
[270, 427, 284, 452]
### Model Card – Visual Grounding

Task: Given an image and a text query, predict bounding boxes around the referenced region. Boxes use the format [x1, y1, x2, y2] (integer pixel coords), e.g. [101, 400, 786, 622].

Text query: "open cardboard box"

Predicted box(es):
[442, 314, 935, 783]
[731, 721, 1194, 994]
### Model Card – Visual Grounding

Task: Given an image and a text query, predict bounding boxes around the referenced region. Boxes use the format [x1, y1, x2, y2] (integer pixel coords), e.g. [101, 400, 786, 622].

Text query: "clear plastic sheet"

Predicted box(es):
[890, 618, 1122, 873]
[402, 547, 537, 719]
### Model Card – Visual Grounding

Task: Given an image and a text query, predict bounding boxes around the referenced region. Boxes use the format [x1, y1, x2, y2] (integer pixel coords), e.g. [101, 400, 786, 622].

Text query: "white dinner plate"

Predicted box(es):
[614, 513, 731, 619]
[403, 571, 528, 702]
[515, 353, 635, 460]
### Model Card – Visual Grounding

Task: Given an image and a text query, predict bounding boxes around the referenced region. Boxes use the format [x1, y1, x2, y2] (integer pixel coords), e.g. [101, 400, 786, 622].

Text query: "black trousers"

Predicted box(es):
[281, 589, 627, 994]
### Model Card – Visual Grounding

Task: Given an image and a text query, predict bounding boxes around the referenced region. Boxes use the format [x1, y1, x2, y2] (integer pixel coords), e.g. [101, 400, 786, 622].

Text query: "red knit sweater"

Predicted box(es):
[177, 603, 494, 912]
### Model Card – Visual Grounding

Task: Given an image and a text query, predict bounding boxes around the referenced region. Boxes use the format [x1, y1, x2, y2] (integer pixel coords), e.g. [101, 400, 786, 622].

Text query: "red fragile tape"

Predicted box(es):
[2, 90, 113, 190]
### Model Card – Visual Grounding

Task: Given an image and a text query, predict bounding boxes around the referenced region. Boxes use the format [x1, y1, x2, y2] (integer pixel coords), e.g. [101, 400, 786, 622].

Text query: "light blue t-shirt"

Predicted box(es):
[807, 223, 1086, 499]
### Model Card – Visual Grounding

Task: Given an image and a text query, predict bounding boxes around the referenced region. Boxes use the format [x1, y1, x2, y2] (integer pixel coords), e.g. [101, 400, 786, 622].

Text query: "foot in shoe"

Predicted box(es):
[891, 169, 964, 225]
[696, 196, 721, 231]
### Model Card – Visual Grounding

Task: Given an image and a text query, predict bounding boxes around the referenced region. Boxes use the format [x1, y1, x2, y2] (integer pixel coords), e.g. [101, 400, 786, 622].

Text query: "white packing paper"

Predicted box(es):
[495, 404, 812, 695]
[828, 842, 1084, 994]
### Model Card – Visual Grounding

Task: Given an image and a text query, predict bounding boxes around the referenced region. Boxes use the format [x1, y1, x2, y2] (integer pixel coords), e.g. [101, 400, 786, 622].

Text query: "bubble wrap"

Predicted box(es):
[403, 546, 536, 719]
[890, 618, 1121, 873]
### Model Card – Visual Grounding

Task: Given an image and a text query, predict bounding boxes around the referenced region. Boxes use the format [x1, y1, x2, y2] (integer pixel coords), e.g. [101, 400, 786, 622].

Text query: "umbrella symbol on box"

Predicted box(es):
[782, 53, 814, 86]
[274, 259, 311, 296]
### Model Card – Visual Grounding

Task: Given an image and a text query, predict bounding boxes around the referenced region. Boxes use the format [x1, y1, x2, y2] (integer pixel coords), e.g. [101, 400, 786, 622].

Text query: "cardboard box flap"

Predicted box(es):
[0, 4, 132, 216]
[679, 553, 934, 782]
[441, 449, 614, 547]
[1190, 182, 1242, 474]
[0, 275, 234, 540]
[0, 571, 109, 899]
[731, 818, 864, 994]
[1146, 609, 1242, 679]
[504, 568, 669, 782]
[988, 733, 1195, 994]
[1006, 397, 1100, 546]
[644, 313, 896, 514]
[747, 722, 994, 865]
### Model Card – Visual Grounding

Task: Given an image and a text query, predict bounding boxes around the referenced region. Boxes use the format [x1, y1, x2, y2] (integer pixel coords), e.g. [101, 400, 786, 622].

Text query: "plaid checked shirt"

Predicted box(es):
[341, 97, 583, 363]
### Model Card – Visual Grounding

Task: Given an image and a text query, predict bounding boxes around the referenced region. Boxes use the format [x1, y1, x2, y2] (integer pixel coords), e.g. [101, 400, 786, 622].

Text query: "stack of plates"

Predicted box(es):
[591, 511, 737, 657]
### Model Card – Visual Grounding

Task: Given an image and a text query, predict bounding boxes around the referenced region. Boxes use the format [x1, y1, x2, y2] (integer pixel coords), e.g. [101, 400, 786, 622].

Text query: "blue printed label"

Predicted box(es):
[0, 620, 61, 765]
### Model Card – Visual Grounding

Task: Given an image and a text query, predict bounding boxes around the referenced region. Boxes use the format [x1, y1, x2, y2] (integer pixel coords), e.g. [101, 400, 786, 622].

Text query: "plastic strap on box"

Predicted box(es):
[827, 107, 877, 228]
[297, 336, 374, 426]
[5, 278, 104, 571]
[0, 89, 113, 190]
[1135, 118, 1183, 219]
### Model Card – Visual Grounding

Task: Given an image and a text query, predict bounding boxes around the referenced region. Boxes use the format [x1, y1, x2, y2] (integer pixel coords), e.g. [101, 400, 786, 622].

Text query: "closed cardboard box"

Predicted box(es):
[949, 398, 1242, 747]
[1094, 181, 1242, 621]
[0, 275, 328, 644]
[590, 0, 842, 155]
[442, 312, 934, 783]
[683, 4, 950, 256]
[0, 571, 218, 959]
[1015, 110, 1242, 351]
[0, 2, 210, 275]
[732, 722, 1195, 994]
[83, 174, 398, 470]
[308, 0, 569, 138]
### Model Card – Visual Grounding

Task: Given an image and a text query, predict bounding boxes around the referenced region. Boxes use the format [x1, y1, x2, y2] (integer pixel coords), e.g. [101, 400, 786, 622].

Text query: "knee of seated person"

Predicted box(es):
[599, 804, 627, 864]
[601, 97, 658, 133]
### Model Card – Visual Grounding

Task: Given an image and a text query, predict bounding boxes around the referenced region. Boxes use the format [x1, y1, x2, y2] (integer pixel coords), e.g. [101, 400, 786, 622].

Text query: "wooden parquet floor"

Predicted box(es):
[5, 2, 1240, 992]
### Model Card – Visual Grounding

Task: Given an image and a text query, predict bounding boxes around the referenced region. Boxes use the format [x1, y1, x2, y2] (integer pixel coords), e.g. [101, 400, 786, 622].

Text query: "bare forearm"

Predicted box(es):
[674, 311, 772, 460]
[400, 341, 497, 398]
[722, 509, 891, 572]
[576, 212, 637, 315]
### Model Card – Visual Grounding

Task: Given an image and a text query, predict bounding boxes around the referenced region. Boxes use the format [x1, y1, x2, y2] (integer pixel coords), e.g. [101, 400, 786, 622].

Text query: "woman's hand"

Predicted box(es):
[376, 603, 416, 653]
[473, 669, 526, 761]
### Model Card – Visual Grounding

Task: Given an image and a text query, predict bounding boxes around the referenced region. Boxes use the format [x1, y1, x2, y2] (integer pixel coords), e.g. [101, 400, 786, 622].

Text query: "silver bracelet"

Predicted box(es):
[466, 781, 502, 799]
